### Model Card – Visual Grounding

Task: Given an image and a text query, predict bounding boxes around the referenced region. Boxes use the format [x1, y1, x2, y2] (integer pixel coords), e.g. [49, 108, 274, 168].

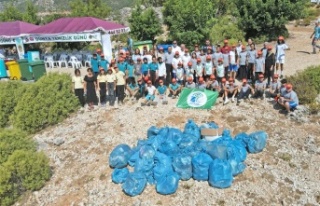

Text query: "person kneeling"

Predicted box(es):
[277, 83, 299, 115]
[237, 78, 254, 105]
[141, 80, 157, 106]
[168, 78, 181, 99]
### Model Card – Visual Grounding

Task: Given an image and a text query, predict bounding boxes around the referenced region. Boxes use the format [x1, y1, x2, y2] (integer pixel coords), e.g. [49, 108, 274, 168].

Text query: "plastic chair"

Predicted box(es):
[85, 54, 93, 67]
[57, 54, 68, 68]
[44, 56, 56, 68]
[68, 56, 82, 69]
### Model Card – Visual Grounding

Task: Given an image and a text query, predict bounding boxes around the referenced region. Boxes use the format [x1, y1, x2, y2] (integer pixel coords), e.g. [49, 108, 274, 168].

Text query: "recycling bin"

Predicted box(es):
[133, 40, 153, 51]
[29, 60, 46, 81]
[0, 59, 8, 79]
[5, 61, 21, 80]
[18, 59, 33, 81]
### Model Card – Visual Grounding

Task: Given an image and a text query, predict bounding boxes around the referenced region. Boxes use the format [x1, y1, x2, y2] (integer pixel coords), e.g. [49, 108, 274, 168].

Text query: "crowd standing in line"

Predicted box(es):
[72, 36, 299, 115]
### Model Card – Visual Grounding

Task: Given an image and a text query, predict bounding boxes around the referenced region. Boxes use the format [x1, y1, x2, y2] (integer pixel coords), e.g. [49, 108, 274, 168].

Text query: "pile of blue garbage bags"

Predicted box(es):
[109, 120, 268, 196]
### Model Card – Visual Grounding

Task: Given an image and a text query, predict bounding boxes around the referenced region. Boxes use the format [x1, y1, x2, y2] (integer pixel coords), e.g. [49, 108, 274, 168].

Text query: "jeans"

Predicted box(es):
[107, 82, 115, 106]
[165, 63, 172, 85]
[116, 85, 125, 103]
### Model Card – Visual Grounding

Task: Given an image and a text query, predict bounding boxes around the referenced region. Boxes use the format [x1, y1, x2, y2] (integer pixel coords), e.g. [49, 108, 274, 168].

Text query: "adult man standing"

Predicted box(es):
[265, 46, 275, 87]
[165, 46, 174, 85]
[172, 40, 182, 55]
[202, 39, 216, 54]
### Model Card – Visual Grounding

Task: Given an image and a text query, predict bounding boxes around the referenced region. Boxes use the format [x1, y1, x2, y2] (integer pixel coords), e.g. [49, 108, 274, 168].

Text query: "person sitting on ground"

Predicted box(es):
[223, 78, 238, 104]
[267, 74, 281, 98]
[185, 76, 196, 89]
[126, 78, 139, 101]
[206, 75, 219, 92]
[237, 78, 254, 105]
[168, 78, 181, 99]
[254, 74, 266, 99]
[197, 77, 207, 90]
[137, 78, 145, 99]
[141, 80, 157, 106]
[277, 83, 299, 115]
[156, 79, 168, 104]
[219, 77, 227, 103]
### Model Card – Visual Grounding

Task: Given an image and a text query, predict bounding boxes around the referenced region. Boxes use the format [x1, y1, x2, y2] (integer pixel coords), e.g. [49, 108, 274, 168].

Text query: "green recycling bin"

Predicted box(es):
[18, 59, 33, 81]
[133, 40, 153, 51]
[29, 60, 46, 81]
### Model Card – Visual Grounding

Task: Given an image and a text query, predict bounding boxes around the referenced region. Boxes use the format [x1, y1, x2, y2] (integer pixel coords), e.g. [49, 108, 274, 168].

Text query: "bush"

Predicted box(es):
[12, 73, 79, 133]
[288, 66, 320, 114]
[0, 129, 36, 164]
[0, 82, 30, 128]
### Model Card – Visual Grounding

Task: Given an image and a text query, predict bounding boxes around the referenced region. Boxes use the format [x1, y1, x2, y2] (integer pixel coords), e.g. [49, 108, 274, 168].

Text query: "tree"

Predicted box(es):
[163, 0, 217, 45]
[69, 0, 111, 19]
[0, 2, 23, 21]
[129, 6, 162, 42]
[22, 1, 40, 24]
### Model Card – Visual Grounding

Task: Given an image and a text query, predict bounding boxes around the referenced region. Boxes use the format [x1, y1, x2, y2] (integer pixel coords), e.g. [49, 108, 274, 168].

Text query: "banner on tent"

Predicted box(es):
[176, 88, 219, 109]
[0, 37, 16, 45]
[23, 32, 101, 43]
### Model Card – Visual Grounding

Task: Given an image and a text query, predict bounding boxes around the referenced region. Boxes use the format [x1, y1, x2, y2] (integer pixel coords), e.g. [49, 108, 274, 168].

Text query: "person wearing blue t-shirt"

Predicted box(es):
[126, 78, 139, 101]
[137, 78, 146, 98]
[141, 58, 150, 78]
[117, 58, 127, 73]
[149, 57, 159, 85]
[126, 59, 135, 83]
[168, 78, 181, 98]
[90, 54, 99, 75]
[99, 54, 109, 71]
[156, 79, 168, 104]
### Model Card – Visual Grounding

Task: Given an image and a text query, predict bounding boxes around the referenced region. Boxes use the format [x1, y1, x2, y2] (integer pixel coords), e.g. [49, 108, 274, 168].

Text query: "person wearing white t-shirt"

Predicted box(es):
[141, 80, 157, 106]
[72, 69, 85, 107]
[229, 46, 238, 80]
[172, 40, 182, 55]
[275, 36, 289, 78]
[172, 51, 182, 79]
[157, 57, 167, 85]
[182, 49, 191, 69]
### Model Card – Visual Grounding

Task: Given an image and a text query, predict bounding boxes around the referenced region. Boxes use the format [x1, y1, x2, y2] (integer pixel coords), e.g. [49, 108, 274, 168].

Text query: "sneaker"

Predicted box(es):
[162, 100, 168, 105]
[141, 102, 146, 106]
[223, 99, 229, 105]
[231, 97, 235, 102]
[172, 96, 176, 99]
[248, 94, 252, 100]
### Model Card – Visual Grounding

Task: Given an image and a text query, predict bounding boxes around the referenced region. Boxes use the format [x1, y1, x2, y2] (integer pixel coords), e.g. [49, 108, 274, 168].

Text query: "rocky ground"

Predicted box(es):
[15, 24, 320, 206]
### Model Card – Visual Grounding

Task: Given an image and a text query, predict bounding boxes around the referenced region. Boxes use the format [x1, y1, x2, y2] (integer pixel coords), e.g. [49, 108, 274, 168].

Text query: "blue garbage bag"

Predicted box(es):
[172, 154, 192, 180]
[192, 152, 213, 181]
[156, 171, 180, 195]
[128, 147, 139, 167]
[232, 140, 247, 162]
[167, 128, 183, 145]
[109, 144, 132, 168]
[234, 132, 250, 147]
[221, 129, 233, 141]
[208, 159, 233, 188]
[112, 168, 129, 184]
[147, 126, 160, 138]
[139, 145, 156, 160]
[206, 140, 228, 160]
[247, 131, 268, 153]
[184, 119, 201, 140]
[159, 139, 179, 156]
[229, 159, 246, 176]
[158, 127, 169, 139]
[122, 172, 147, 196]
[178, 133, 197, 153]
[134, 157, 155, 184]
[148, 134, 165, 150]
[153, 152, 173, 182]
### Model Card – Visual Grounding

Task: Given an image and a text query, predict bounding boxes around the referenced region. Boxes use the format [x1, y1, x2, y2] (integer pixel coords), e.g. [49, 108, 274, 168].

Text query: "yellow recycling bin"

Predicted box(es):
[5, 61, 21, 80]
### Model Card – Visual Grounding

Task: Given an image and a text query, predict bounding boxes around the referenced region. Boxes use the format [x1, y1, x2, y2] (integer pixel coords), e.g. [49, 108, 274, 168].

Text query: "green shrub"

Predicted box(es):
[0, 129, 36, 164]
[0, 82, 30, 128]
[12, 73, 80, 133]
[288, 66, 320, 114]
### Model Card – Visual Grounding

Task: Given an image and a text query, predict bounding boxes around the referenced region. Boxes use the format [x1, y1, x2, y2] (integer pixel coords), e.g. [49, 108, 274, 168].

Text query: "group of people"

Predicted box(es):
[71, 36, 298, 114]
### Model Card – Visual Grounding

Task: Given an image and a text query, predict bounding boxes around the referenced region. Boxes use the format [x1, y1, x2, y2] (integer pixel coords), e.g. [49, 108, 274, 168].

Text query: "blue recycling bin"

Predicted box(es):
[0, 59, 8, 79]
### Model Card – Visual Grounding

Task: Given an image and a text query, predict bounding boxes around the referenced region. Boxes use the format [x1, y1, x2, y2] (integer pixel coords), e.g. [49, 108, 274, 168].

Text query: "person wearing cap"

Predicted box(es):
[254, 74, 266, 99]
[176, 62, 185, 85]
[172, 40, 182, 55]
[114, 66, 126, 106]
[185, 76, 196, 89]
[237, 78, 254, 105]
[238, 45, 248, 80]
[212, 47, 223, 68]
[126, 78, 139, 102]
[260, 42, 268, 59]
[182, 48, 191, 69]
[156, 79, 168, 104]
[172, 51, 182, 79]
[221, 39, 231, 78]
[195, 58, 204, 82]
[132, 48, 142, 64]
[141, 80, 157, 106]
[216, 58, 225, 82]
[97, 67, 107, 106]
[185, 61, 195, 81]
[106, 68, 116, 106]
[84, 68, 98, 110]
[278, 83, 299, 114]
[247, 44, 256, 82]
[126, 59, 136, 84]
[98, 54, 109, 71]
[149, 57, 159, 86]
[157, 56, 167, 85]
[207, 75, 219, 91]
[254, 50, 265, 81]
[117, 57, 127, 74]
[168, 78, 181, 98]
[267, 74, 281, 99]
[141, 57, 150, 78]
[204, 55, 214, 81]
[96, 48, 102, 61]
[223, 78, 238, 104]
[229, 45, 238, 80]
[275, 36, 289, 78]
[91, 53, 99, 76]
[164, 46, 174, 85]
[265, 45, 275, 87]
[197, 77, 207, 90]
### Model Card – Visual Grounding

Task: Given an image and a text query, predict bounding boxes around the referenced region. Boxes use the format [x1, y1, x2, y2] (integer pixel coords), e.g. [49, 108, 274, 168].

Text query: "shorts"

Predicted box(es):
[145, 94, 155, 101]
[276, 56, 285, 64]
[289, 101, 298, 109]
[229, 64, 238, 71]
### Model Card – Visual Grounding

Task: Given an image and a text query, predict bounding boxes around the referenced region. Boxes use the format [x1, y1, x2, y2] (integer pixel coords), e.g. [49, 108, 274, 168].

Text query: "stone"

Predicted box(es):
[53, 138, 65, 146]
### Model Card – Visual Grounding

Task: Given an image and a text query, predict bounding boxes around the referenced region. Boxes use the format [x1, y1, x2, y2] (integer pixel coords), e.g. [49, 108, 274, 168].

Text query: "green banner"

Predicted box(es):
[176, 88, 219, 109]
